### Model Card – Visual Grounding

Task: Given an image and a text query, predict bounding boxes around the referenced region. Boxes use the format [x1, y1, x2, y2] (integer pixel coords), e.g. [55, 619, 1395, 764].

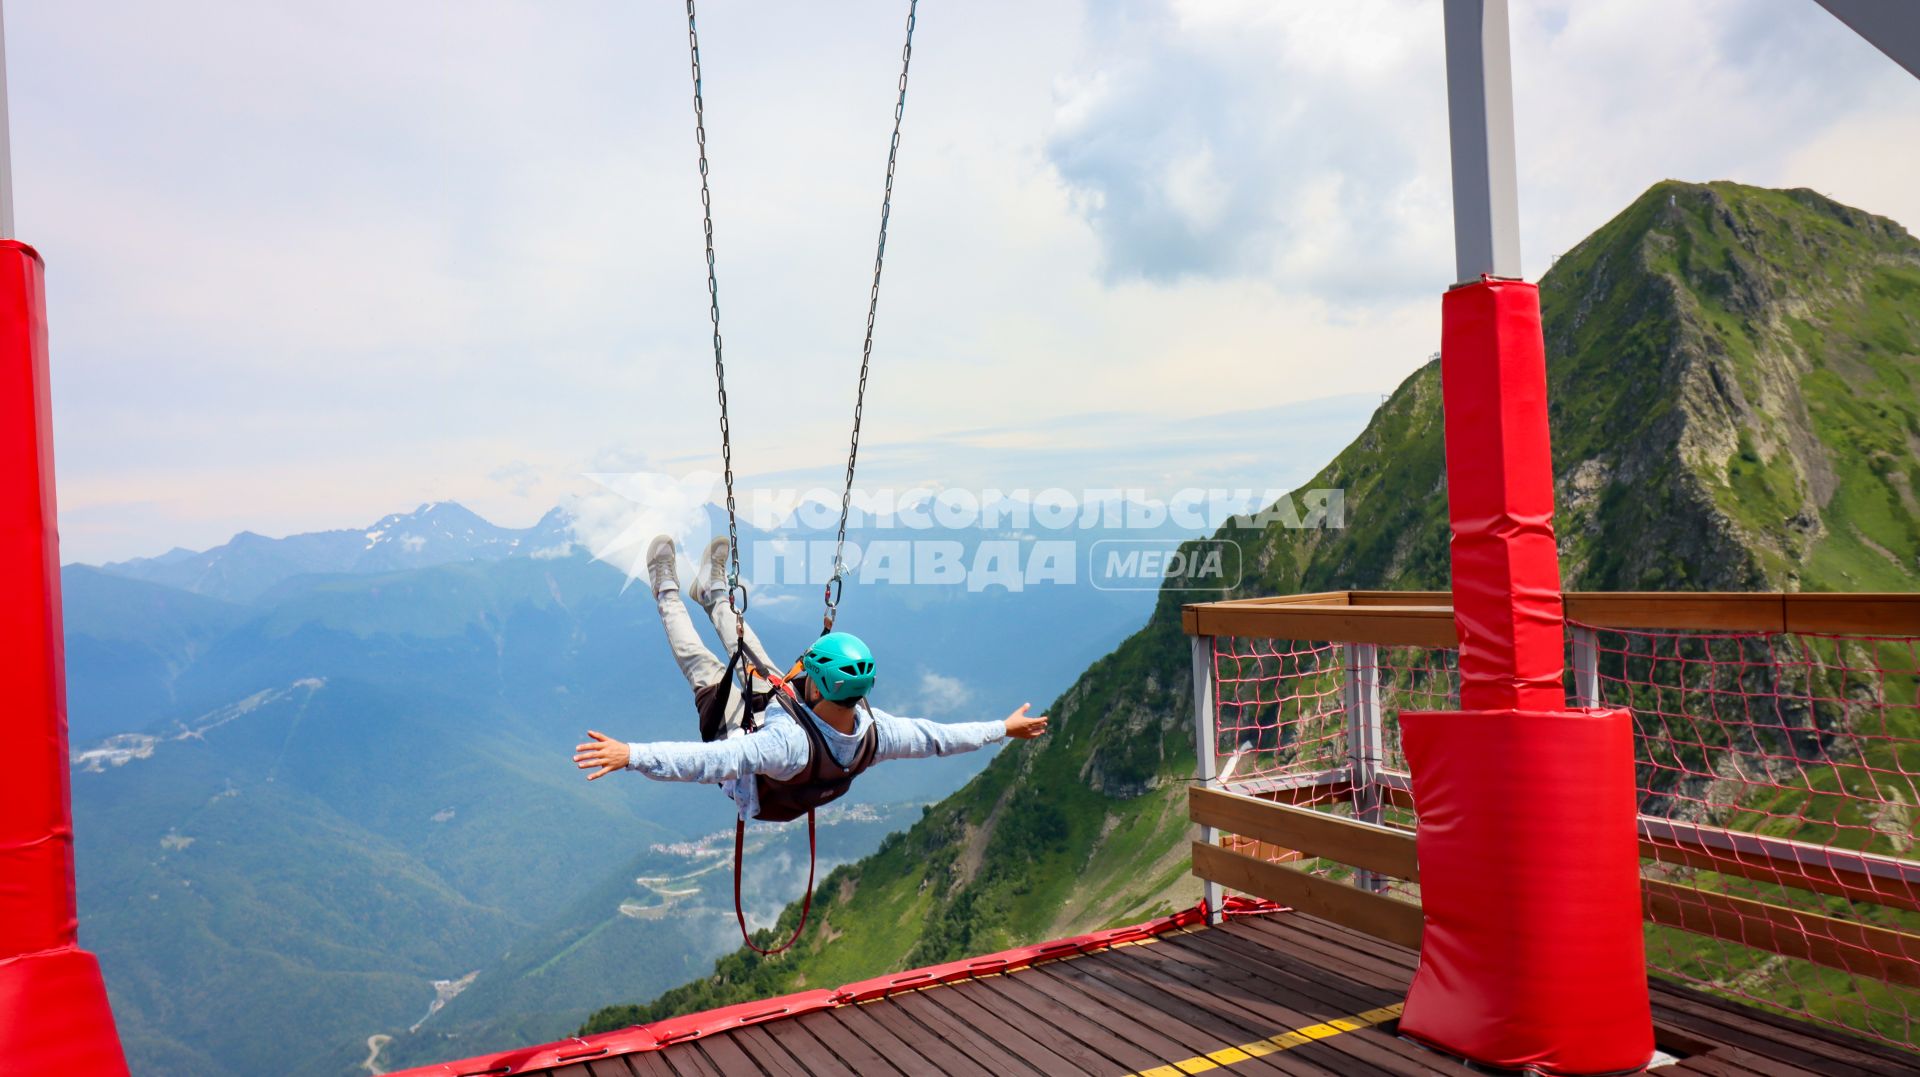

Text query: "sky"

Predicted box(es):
[11, 0, 1919, 564]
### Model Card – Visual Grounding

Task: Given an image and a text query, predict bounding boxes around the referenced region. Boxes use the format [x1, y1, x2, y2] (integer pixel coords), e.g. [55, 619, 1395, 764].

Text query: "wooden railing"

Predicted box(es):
[1190, 786, 1422, 949]
[1187, 787, 1920, 990]
[1183, 590, 1920, 1016]
[1180, 589, 1920, 643]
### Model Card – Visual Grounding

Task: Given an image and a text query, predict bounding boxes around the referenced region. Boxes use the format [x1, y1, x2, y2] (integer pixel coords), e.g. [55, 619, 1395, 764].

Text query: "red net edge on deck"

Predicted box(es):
[383, 896, 1276, 1077]
[1206, 624, 1920, 1051]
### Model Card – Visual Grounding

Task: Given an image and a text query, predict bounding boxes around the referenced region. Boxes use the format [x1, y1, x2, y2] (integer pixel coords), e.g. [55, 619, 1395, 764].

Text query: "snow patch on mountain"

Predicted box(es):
[73, 733, 157, 772]
[98, 503, 581, 602]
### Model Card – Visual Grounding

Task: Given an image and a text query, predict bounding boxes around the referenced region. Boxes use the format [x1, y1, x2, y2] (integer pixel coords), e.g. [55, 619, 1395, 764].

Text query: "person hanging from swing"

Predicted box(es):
[568, 0, 1024, 954]
[573, 534, 1047, 956]
[567, 0, 1047, 866]
[572, 535, 1049, 813]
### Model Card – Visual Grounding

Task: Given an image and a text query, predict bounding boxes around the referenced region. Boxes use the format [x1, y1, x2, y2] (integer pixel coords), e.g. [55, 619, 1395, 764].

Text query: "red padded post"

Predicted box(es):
[1394, 277, 1652, 1074]
[0, 241, 130, 1075]
[1398, 707, 1652, 1073]
[1438, 278, 1566, 712]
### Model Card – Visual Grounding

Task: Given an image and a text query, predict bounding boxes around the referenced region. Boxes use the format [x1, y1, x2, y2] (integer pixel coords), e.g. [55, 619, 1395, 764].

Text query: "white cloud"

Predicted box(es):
[1509, 0, 1920, 267]
[917, 671, 973, 713]
[489, 461, 542, 499]
[17, 0, 1917, 563]
[1047, 0, 1919, 296]
[1046, 0, 1449, 291]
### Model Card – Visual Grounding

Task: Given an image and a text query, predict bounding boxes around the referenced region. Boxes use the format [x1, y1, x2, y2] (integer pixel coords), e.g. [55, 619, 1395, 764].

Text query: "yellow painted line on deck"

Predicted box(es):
[1124, 1003, 1404, 1077]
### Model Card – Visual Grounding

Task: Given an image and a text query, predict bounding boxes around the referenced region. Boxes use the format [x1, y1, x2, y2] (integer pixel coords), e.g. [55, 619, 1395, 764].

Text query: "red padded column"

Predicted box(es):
[1398, 707, 1652, 1073]
[1396, 276, 1652, 1073]
[1439, 278, 1566, 712]
[0, 240, 130, 1075]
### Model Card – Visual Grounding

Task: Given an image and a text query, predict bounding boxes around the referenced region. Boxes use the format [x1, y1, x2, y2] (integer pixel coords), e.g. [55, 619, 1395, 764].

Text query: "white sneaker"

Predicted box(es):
[696, 536, 731, 610]
[646, 535, 680, 598]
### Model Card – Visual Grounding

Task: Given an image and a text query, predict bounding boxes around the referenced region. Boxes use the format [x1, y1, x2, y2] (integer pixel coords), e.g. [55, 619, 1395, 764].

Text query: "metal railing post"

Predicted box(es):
[1570, 624, 1600, 708]
[1191, 634, 1223, 924]
[1344, 641, 1387, 893]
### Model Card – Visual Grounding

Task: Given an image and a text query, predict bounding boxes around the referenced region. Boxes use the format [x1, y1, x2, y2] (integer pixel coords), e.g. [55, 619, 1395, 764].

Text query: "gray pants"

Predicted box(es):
[656, 585, 779, 737]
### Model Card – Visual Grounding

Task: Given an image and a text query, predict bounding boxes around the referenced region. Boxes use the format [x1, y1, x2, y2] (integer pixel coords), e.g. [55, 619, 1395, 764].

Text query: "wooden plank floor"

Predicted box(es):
[541, 912, 1916, 1076]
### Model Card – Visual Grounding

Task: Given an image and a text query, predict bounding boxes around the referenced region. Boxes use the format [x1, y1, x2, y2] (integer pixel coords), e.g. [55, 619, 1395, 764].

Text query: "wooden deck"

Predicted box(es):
[526, 912, 1913, 1076]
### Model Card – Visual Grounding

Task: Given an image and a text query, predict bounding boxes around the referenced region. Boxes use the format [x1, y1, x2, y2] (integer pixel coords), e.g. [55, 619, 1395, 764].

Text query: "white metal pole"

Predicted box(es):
[1443, 0, 1521, 283]
[1344, 642, 1387, 893]
[1191, 634, 1223, 925]
[1570, 625, 1601, 709]
[0, 1, 14, 239]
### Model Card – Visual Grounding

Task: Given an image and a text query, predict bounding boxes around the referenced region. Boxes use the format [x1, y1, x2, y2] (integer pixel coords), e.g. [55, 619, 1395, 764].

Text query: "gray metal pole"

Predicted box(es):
[1812, 0, 1920, 81]
[0, 1, 14, 239]
[1443, 0, 1522, 283]
[1190, 634, 1223, 925]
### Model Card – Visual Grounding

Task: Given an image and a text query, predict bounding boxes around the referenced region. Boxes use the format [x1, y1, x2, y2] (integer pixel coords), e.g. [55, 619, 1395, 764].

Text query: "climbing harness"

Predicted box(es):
[682, 0, 917, 955]
[706, 667, 876, 956]
[725, 677, 819, 958]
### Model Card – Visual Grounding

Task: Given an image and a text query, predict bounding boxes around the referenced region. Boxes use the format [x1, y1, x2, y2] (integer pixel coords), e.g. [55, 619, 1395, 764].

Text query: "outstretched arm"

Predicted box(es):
[870, 703, 1048, 762]
[573, 725, 808, 784]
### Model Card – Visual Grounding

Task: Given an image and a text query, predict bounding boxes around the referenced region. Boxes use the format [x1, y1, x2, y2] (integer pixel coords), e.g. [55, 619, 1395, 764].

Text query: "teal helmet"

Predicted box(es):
[800, 631, 876, 702]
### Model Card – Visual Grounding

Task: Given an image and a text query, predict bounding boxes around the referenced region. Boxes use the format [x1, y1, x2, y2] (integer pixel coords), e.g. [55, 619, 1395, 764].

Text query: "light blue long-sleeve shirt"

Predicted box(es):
[626, 696, 1005, 819]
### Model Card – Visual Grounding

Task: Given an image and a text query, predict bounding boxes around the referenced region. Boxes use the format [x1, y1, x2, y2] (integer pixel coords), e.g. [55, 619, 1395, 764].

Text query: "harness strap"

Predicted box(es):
[698, 643, 746, 742]
[730, 677, 818, 955]
[732, 809, 816, 956]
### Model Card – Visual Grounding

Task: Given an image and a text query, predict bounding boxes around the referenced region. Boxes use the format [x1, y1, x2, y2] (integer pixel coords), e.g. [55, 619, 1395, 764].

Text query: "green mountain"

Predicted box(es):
[582, 180, 1920, 1033]
[61, 566, 249, 741]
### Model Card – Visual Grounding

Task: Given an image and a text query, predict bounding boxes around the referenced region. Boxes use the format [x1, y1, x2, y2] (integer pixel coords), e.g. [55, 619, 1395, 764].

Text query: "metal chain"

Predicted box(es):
[684, 0, 745, 643]
[684, 0, 918, 637]
[827, 0, 918, 631]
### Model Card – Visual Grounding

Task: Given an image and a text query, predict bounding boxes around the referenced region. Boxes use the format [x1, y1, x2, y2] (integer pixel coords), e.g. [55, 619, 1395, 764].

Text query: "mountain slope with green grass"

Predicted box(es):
[582, 179, 1920, 1034]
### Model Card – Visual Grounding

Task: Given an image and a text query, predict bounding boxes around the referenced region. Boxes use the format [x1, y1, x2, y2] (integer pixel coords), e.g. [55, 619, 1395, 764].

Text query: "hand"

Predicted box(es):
[573, 730, 631, 781]
[1003, 704, 1049, 739]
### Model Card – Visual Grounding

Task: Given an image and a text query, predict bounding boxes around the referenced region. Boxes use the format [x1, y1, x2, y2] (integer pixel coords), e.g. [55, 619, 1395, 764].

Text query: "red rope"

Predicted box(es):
[729, 680, 820, 957]
[733, 811, 816, 956]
